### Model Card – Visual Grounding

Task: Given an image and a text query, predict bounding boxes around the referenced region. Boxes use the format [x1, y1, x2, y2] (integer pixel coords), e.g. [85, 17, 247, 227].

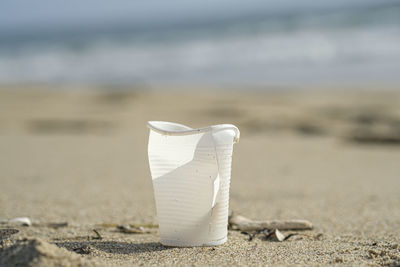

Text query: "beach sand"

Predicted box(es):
[0, 86, 399, 266]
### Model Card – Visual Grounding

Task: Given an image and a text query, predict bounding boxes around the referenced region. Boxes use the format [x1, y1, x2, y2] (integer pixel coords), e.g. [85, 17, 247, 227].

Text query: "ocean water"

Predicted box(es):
[0, 1, 399, 87]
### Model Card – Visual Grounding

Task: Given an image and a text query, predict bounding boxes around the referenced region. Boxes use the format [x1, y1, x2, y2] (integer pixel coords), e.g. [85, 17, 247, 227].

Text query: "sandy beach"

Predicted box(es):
[1, 86, 400, 266]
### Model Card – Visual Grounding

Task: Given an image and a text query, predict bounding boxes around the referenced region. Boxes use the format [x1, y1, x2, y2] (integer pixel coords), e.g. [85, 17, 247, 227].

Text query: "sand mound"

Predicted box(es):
[0, 238, 102, 267]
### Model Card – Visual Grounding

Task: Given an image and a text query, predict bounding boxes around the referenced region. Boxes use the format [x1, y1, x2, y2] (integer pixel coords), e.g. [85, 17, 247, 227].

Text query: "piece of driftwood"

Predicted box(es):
[229, 214, 312, 231]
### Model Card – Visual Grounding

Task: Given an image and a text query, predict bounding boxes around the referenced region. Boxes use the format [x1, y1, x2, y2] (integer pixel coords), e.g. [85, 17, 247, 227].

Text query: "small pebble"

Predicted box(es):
[266, 229, 285, 242]
[9, 217, 31, 227]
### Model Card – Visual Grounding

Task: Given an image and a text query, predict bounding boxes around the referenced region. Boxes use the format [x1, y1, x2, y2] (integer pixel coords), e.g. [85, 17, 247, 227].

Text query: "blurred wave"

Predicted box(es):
[0, 1, 399, 86]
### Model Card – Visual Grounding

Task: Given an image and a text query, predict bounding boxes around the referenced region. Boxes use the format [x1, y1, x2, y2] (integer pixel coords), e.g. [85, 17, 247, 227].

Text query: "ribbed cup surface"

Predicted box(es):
[148, 129, 235, 246]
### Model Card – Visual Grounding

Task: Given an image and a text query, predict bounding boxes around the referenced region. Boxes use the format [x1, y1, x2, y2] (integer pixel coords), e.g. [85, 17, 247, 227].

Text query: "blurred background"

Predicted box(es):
[1, 0, 400, 88]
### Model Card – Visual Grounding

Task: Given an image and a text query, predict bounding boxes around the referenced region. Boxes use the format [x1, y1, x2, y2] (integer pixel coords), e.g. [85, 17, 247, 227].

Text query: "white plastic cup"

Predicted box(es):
[147, 121, 240, 247]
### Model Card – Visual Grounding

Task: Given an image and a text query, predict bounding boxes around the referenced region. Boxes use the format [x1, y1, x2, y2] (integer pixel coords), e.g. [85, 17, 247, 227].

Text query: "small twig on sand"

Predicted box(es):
[229, 214, 313, 231]
[92, 229, 102, 240]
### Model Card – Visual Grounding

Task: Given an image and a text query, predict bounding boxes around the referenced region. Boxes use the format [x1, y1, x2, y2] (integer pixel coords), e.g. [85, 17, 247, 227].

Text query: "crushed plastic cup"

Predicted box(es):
[147, 121, 240, 247]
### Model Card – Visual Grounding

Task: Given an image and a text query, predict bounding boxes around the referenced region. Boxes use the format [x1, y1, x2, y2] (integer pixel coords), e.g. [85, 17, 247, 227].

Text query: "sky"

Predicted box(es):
[0, 0, 381, 32]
